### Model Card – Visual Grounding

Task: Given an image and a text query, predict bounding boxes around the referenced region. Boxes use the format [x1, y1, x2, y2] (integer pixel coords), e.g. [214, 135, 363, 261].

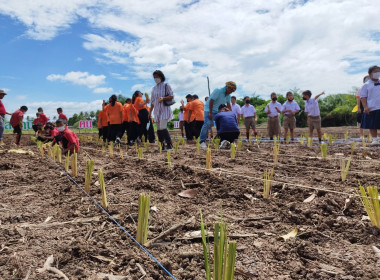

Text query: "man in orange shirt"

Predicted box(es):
[180, 94, 194, 142]
[106, 95, 123, 144]
[188, 94, 204, 139]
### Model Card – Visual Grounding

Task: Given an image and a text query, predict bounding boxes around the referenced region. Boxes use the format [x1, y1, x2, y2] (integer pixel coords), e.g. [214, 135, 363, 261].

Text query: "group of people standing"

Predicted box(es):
[97, 70, 175, 150]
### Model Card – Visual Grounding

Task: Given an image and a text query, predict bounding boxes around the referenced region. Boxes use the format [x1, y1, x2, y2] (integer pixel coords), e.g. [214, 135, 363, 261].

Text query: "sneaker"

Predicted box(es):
[219, 140, 230, 149]
[166, 143, 173, 151]
[371, 139, 380, 145]
[200, 142, 207, 149]
[136, 137, 142, 144]
[115, 137, 121, 144]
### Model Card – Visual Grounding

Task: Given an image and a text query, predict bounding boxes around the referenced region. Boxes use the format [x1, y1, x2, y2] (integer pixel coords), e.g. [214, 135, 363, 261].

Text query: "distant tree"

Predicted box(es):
[68, 113, 79, 126]
[90, 111, 95, 119]
[118, 94, 127, 105]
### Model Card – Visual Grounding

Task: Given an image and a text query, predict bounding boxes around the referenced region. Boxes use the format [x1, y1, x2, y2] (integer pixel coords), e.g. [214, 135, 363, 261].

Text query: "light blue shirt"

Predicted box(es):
[205, 86, 231, 113]
[360, 79, 380, 111]
[305, 98, 320, 117]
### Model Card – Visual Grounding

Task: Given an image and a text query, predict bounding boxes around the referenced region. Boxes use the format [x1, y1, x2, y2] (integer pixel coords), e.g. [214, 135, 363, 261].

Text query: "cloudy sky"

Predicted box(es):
[0, 0, 379, 119]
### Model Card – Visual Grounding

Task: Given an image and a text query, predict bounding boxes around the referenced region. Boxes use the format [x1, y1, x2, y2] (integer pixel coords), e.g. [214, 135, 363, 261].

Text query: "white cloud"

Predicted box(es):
[15, 95, 27, 100]
[93, 87, 113, 94]
[46, 71, 106, 89]
[2, 0, 380, 98]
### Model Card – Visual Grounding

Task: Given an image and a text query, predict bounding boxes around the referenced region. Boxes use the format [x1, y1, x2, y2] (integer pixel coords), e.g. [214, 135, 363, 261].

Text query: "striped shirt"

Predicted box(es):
[150, 82, 174, 121]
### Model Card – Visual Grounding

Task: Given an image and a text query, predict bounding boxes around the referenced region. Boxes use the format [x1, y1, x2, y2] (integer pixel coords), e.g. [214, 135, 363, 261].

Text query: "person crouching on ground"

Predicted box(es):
[265, 92, 282, 140]
[214, 104, 240, 149]
[241, 96, 257, 141]
[32, 112, 41, 134]
[39, 122, 59, 143]
[199, 81, 236, 148]
[360, 65, 380, 144]
[282, 92, 300, 142]
[303, 90, 325, 143]
[54, 119, 79, 155]
[10, 105, 28, 146]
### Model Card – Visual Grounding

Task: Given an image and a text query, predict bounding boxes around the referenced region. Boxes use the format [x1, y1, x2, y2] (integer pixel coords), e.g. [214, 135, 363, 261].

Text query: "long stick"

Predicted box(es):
[207, 76, 211, 96]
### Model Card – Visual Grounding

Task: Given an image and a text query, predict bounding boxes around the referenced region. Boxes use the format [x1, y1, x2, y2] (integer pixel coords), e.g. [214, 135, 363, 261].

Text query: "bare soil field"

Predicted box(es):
[1, 126, 380, 280]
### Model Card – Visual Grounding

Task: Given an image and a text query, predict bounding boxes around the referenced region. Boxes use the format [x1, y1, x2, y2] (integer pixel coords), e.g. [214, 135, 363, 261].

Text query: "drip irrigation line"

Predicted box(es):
[80, 146, 378, 201]
[46, 156, 178, 280]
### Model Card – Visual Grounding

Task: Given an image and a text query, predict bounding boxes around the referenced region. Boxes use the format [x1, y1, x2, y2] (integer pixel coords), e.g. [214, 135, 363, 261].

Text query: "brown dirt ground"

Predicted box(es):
[1, 126, 380, 280]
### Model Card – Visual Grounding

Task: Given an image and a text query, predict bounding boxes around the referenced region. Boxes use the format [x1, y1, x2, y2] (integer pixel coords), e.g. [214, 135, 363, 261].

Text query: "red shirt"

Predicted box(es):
[60, 128, 79, 153]
[50, 127, 59, 137]
[58, 113, 68, 121]
[10, 109, 23, 128]
[33, 117, 41, 125]
[0, 100, 6, 115]
[39, 113, 49, 125]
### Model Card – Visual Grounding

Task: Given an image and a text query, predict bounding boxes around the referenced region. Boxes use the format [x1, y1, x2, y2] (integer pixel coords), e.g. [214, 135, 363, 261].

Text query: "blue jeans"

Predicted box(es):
[0, 115, 4, 141]
[200, 111, 216, 143]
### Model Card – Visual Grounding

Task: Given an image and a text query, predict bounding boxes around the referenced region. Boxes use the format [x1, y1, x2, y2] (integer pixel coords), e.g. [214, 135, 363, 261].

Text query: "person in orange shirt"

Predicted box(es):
[99, 103, 109, 142]
[105, 95, 123, 144]
[133, 91, 150, 142]
[124, 98, 139, 145]
[188, 94, 204, 139]
[180, 94, 194, 143]
[120, 98, 131, 140]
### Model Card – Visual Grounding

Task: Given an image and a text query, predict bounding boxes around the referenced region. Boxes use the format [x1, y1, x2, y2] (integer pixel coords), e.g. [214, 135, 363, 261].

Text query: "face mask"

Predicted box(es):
[245, 100, 250, 104]
[154, 78, 161, 84]
[57, 126, 65, 132]
[272, 97, 277, 101]
[288, 99, 293, 102]
[373, 72, 380, 80]
[302, 97, 307, 100]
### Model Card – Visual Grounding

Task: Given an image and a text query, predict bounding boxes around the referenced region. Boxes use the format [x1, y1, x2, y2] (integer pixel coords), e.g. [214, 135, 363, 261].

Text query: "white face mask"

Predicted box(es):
[154, 78, 161, 84]
[372, 72, 380, 80]
[57, 126, 65, 132]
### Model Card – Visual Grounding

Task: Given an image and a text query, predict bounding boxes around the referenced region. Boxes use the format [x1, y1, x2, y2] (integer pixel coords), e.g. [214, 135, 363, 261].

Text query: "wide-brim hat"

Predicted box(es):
[0, 89, 7, 95]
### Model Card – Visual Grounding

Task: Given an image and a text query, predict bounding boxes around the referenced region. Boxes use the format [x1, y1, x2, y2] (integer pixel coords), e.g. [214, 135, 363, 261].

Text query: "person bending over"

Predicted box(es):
[214, 104, 240, 149]
[53, 119, 79, 155]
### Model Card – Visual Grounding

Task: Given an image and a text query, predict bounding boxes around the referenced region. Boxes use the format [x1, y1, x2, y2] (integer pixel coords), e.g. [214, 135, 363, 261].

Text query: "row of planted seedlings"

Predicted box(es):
[33, 136, 240, 279]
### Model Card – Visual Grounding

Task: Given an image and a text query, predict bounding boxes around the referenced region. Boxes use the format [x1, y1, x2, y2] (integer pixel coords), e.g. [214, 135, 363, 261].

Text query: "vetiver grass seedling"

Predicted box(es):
[71, 150, 78, 177]
[230, 143, 236, 159]
[236, 139, 242, 151]
[358, 184, 380, 229]
[174, 141, 180, 154]
[344, 131, 349, 141]
[119, 145, 124, 159]
[340, 157, 351, 182]
[84, 160, 94, 193]
[144, 141, 149, 152]
[350, 141, 355, 155]
[109, 142, 114, 158]
[256, 133, 263, 146]
[307, 137, 313, 148]
[98, 168, 108, 208]
[167, 150, 172, 168]
[273, 142, 280, 164]
[263, 168, 274, 199]
[320, 143, 328, 160]
[138, 147, 143, 159]
[206, 147, 212, 171]
[64, 151, 70, 172]
[136, 193, 150, 244]
[213, 138, 220, 150]
[200, 207, 237, 280]
[54, 144, 62, 163]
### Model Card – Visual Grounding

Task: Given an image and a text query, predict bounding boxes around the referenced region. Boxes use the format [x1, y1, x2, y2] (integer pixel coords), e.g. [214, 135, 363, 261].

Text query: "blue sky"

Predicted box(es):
[0, 0, 380, 119]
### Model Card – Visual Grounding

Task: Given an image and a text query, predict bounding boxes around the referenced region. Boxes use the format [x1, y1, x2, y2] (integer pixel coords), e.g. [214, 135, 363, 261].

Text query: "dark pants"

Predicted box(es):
[128, 121, 139, 143]
[138, 109, 149, 141]
[191, 120, 204, 139]
[217, 131, 240, 143]
[119, 121, 129, 139]
[55, 135, 69, 150]
[184, 122, 193, 140]
[109, 124, 122, 142]
[32, 124, 39, 132]
[102, 126, 109, 142]
[13, 126, 22, 144]
[98, 128, 103, 138]
[148, 118, 155, 143]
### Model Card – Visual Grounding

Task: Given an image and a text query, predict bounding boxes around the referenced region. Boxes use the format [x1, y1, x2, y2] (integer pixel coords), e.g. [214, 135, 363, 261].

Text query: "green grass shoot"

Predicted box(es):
[357, 184, 380, 229]
[273, 142, 280, 164]
[109, 142, 114, 158]
[71, 150, 78, 177]
[340, 157, 351, 182]
[344, 131, 349, 141]
[174, 141, 180, 154]
[320, 143, 328, 160]
[307, 137, 313, 148]
[98, 168, 108, 208]
[138, 147, 143, 159]
[206, 147, 212, 171]
[286, 134, 290, 144]
[64, 151, 70, 172]
[230, 143, 236, 159]
[144, 141, 149, 152]
[84, 160, 94, 193]
[237, 139, 242, 151]
[256, 133, 263, 145]
[263, 168, 274, 199]
[167, 150, 172, 168]
[54, 144, 61, 163]
[213, 138, 221, 150]
[136, 193, 150, 244]
[350, 141, 355, 155]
